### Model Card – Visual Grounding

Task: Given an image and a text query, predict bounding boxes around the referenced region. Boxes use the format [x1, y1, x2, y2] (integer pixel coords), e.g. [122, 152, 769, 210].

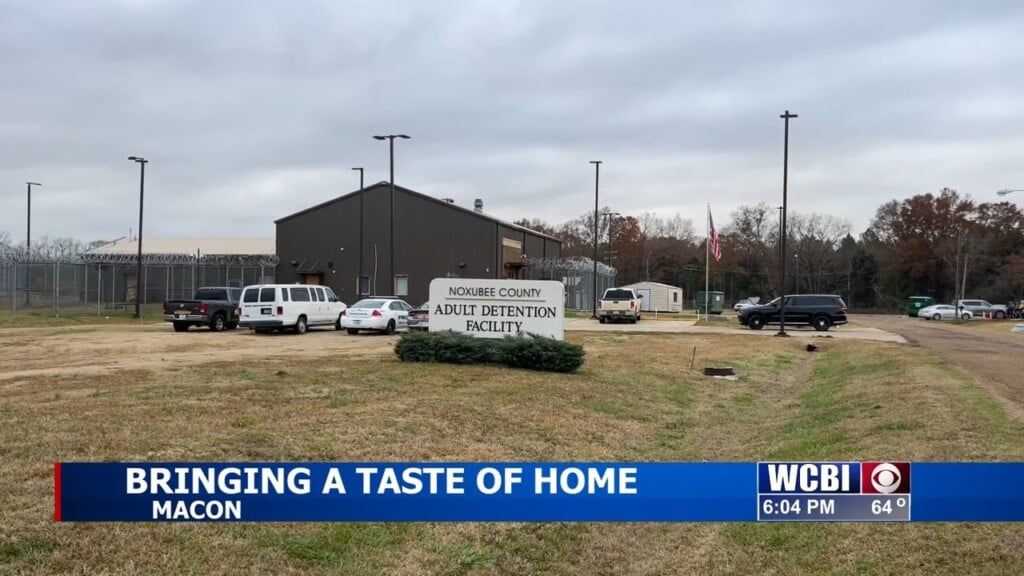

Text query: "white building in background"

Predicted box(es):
[621, 281, 684, 313]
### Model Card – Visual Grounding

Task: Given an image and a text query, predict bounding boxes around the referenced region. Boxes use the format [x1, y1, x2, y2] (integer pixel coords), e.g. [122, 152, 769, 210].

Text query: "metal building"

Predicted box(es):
[275, 182, 562, 306]
[621, 281, 684, 313]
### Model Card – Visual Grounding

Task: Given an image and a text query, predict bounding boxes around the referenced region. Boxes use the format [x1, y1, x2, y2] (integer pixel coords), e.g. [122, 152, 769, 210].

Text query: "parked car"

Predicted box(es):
[737, 294, 848, 331]
[956, 299, 1010, 319]
[597, 288, 643, 324]
[733, 297, 760, 312]
[237, 284, 347, 334]
[163, 287, 242, 332]
[919, 304, 973, 321]
[408, 302, 430, 331]
[340, 298, 412, 335]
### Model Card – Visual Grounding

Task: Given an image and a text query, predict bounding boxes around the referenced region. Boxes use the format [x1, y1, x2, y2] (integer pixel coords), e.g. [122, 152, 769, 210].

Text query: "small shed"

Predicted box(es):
[622, 281, 684, 313]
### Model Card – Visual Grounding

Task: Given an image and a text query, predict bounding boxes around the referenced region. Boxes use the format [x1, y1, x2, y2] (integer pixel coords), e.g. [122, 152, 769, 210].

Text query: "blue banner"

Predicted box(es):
[53, 462, 1024, 522]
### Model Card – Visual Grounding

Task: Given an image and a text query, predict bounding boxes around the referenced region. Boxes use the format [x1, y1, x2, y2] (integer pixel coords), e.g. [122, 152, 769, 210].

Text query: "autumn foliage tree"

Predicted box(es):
[518, 189, 1023, 310]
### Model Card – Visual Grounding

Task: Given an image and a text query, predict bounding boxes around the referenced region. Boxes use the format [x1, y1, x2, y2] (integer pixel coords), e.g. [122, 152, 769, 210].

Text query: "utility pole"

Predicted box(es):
[352, 167, 364, 295]
[373, 134, 410, 295]
[128, 156, 148, 319]
[777, 110, 797, 337]
[590, 160, 602, 318]
[25, 182, 41, 306]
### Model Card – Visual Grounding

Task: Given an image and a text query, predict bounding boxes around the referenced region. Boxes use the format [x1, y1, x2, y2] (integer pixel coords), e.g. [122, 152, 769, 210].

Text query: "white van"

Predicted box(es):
[237, 284, 347, 334]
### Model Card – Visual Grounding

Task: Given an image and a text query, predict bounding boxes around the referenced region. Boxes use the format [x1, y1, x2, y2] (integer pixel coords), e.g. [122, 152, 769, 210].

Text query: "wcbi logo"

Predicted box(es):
[758, 462, 910, 494]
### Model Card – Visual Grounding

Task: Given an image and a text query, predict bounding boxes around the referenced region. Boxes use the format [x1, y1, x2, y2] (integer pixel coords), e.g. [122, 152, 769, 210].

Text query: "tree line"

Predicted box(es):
[518, 188, 1024, 309]
[3, 188, 1020, 309]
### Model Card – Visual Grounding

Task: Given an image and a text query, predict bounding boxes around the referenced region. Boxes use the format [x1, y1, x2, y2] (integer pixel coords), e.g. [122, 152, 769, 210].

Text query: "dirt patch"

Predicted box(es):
[565, 317, 908, 343]
[0, 324, 396, 383]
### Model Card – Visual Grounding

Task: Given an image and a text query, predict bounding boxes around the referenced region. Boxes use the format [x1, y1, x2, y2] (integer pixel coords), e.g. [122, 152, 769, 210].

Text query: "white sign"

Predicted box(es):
[428, 278, 565, 340]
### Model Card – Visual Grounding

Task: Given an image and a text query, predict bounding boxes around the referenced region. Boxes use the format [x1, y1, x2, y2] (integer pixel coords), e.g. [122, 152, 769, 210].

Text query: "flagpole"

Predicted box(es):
[705, 203, 710, 322]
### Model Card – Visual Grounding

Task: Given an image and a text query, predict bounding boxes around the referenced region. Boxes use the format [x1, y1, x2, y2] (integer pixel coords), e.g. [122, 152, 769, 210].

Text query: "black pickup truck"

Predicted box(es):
[163, 287, 242, 332]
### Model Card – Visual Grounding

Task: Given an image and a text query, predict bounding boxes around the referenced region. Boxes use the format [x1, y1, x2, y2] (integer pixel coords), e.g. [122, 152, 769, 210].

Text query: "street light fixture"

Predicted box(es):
[997, 188, 1023, 196]
[352, 167, 364, 295]
[590, 160, 602, 318]
[373, 135, 410, 295]
[777, 110, 797, 338]
[128, 156, 148, 319]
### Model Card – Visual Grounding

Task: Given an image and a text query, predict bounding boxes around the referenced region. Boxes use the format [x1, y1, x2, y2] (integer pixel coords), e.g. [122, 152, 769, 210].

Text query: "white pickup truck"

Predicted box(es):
[597, 288, 643, 324]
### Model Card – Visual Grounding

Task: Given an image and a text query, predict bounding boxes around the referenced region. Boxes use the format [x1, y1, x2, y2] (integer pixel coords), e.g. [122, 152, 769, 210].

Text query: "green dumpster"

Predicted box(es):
[907, 296, 935, 317]
[696, 291, 726, 315]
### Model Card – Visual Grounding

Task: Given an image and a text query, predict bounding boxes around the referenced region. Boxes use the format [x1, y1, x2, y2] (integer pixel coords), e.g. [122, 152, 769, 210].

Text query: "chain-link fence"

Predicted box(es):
[1, 254, 278, 317]
[523, 256, 617, 311]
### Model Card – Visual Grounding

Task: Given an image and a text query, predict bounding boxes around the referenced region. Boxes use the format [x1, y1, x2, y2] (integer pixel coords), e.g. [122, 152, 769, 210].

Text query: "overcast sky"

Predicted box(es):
[2, 0, 1023, 245]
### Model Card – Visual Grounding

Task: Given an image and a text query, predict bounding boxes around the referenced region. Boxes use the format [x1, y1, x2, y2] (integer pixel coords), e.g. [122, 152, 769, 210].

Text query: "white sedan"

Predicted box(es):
[733, 297, 760, 312]
[340, 298, 412, 335]
[919, 304, 972, 321]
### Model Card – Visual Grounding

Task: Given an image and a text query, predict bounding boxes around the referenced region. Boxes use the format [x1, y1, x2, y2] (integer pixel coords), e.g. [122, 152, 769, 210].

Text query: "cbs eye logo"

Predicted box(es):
[861, 462, 911, 494]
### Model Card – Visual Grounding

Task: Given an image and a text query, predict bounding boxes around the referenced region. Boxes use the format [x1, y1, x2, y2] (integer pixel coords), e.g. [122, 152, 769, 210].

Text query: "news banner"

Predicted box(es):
[54, 462, 1024, 522]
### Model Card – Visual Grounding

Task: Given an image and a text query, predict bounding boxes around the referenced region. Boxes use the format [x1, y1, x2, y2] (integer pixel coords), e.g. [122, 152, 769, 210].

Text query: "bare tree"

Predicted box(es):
[725, 203, 779, 293]
[790, 213, 851, 293]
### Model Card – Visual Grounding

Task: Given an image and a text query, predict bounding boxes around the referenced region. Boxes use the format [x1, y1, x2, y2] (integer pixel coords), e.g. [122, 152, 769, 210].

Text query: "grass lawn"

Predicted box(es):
[947, 318, 1024, 332]
[0, 303, 165, 328]
[2, 330, 1023, 574]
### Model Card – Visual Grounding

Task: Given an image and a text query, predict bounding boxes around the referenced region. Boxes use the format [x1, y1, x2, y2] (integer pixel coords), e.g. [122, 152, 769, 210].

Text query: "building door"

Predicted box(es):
[302, 273, 322, 285]
[501, 238, 524, 279]
[637, 289, 653, 311]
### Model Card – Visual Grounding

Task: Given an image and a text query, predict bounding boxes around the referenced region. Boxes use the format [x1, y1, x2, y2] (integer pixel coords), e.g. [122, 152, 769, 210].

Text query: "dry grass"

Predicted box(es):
[0, 304, 165, 327]
[1, 327, 1023, 575]
[951, 318, 1024, 333]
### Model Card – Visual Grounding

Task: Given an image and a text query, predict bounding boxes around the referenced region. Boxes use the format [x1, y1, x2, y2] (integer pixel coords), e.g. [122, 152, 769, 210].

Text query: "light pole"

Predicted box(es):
[590, 160, 602, 318]
[793, 254, 799, 294]
[777, 205, 783, 297]
[373, 134, 410, 295]
[352, 167, 364, 295]
[128, 156, 148, 319]
[25, 182, 41, 306]
[777, 110, 797, 337]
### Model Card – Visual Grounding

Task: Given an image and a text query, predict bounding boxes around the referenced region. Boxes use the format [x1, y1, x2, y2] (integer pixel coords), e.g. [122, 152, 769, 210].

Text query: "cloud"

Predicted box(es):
[1, 0, 1022, 243]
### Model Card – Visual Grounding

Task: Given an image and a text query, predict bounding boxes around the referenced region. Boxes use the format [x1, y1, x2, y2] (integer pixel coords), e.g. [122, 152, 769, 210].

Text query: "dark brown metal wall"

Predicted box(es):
[277, 184, 561, 306]
[395, 192, 498, 305]
[275, 192, 363, 302]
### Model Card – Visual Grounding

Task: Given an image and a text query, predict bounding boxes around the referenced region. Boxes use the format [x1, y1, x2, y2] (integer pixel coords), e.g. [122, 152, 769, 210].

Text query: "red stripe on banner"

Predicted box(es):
[54, 462, 62, 522]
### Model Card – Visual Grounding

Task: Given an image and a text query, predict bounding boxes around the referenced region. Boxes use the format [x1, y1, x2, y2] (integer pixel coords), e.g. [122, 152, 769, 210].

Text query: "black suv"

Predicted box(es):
[737, 294, 848, 331]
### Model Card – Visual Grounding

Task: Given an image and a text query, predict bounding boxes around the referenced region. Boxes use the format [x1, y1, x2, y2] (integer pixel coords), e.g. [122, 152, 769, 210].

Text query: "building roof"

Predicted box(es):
[85, 237, 275, 256]
[275, 182, 562, 243]
[622, 281, 682, 290]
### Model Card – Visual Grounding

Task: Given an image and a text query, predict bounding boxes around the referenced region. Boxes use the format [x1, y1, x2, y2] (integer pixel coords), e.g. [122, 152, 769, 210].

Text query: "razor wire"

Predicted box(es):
[1, 244, 277, 267]
[522, 256, 617, 310]
[2, 248, 279, 315]
[77, 252, 279, 266]
[524, 256, 616, 277]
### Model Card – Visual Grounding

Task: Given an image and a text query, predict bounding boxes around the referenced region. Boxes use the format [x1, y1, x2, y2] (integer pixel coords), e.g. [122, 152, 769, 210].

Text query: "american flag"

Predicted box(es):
[709, 210, 722, 262]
